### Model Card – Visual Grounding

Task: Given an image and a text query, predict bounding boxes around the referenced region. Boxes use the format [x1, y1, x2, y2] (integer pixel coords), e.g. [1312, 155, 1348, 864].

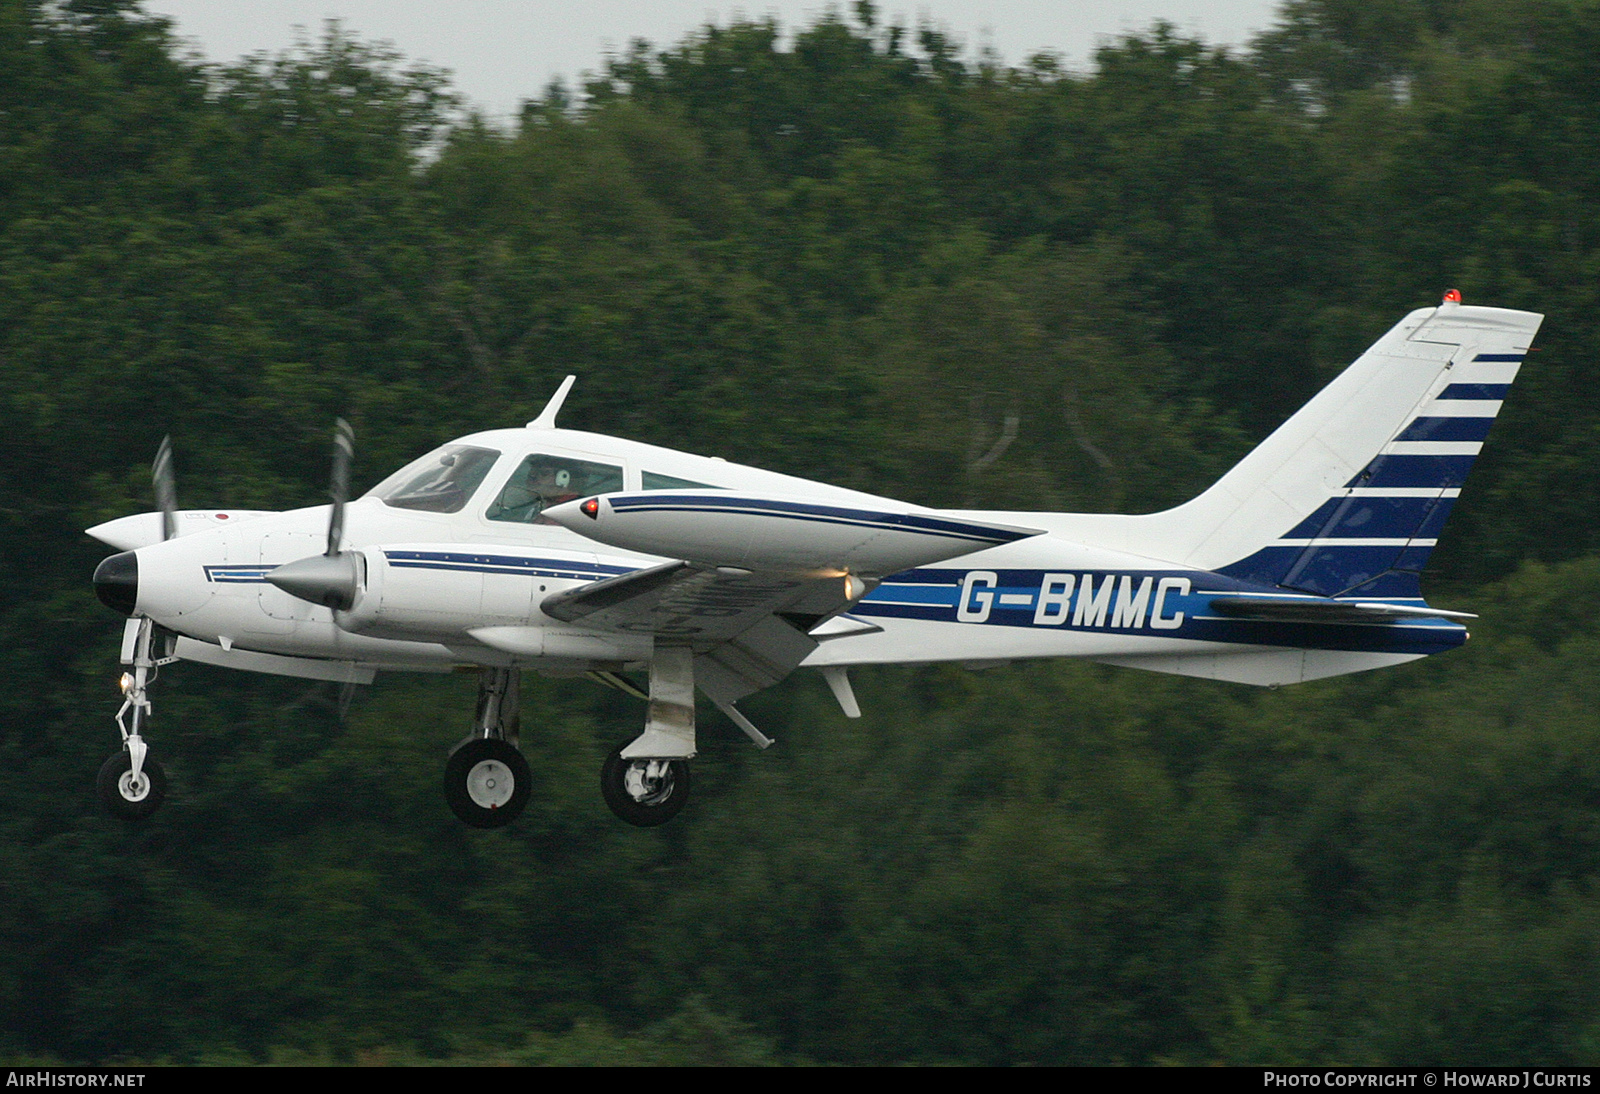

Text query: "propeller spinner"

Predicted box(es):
[266, 419, 363, 612]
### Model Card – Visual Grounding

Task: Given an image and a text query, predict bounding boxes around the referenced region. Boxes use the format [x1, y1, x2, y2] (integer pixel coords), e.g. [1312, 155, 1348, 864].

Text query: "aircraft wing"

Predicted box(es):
[539, 489, 1042, 702]
[541, 560, 860, 702]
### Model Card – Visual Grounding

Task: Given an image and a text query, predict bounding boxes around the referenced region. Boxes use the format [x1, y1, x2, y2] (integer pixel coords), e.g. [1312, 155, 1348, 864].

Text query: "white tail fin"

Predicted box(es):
[956, 300, 1543, 594]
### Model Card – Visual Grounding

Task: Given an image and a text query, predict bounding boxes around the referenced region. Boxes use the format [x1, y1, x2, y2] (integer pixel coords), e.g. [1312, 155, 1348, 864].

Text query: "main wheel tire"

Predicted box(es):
[445, 738, 530, 829]
[97, 749, 167, 821]
[600, 745, 690, 827]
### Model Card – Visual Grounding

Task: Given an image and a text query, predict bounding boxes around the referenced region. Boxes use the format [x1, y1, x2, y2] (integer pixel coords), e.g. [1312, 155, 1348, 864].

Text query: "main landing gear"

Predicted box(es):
[444, 666, 530, 829]
[444, 650, 712, 829]
[599, 645, 725, 828]
[99, 617, 175, 821]
[601, 748, 690, 827]
[594, 644, 786, 827]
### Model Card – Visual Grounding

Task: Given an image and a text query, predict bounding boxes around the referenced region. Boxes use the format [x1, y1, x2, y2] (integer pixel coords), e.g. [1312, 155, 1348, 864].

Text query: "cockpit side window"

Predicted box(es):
[371, 444, 501, 513]
[488, 454, 624, 524]
[642, 471, 724, 490]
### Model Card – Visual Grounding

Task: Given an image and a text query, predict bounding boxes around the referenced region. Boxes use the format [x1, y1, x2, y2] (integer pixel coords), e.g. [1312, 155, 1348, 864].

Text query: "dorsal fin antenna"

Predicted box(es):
[528, 375, 578, 430]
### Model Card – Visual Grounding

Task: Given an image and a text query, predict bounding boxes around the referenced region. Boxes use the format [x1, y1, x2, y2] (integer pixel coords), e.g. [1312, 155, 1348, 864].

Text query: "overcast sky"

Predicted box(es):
[140, 1, 1285, 123]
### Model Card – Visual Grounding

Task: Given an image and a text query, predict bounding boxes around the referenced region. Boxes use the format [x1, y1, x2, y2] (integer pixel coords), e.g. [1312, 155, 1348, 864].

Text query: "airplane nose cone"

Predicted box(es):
[93, 551, 139, 616]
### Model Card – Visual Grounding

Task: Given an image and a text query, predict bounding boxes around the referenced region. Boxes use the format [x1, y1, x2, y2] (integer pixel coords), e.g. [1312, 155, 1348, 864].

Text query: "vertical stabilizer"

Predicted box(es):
[952, 299, 1542, 597]
[1206, 300, 1540, 596]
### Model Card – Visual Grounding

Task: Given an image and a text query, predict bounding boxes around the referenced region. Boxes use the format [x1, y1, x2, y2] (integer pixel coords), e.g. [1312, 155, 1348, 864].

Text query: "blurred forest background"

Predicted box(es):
[5, 0, 1600, 1064]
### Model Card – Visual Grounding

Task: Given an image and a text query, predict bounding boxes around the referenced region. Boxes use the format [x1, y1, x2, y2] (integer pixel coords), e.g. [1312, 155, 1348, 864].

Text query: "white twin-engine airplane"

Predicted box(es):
[89, 294, 1540, 827]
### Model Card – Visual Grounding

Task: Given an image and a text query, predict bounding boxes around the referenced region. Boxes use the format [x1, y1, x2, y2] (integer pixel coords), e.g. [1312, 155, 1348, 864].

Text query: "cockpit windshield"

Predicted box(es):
[368, 444, 501, 513]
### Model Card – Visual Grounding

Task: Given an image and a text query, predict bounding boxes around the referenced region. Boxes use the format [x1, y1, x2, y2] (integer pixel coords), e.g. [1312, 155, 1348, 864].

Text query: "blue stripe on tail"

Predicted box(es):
[1395, 417, 1496, 442]
[1219, 349, 1521, 597]
[1439, 383, 1510, 400]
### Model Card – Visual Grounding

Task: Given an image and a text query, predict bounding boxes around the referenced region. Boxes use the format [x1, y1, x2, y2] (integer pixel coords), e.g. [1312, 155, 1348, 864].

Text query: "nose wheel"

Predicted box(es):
[97, 748, 168, 821]
[601, 745, 690, 827]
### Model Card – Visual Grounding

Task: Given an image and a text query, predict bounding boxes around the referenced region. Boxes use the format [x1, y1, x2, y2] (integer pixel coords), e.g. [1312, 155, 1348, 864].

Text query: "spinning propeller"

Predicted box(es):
[152, 436, 178, 542]
[265, 418, 363, 611]
[326, 417, 354, 556]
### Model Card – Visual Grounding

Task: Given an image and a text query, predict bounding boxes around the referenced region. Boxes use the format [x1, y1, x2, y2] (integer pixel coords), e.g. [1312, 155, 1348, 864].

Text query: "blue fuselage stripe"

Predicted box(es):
[388, 562, 618, 580]
[859, 567, 1463, 655]
[205, 565, 274, 584]
[383, 551, 634, 582]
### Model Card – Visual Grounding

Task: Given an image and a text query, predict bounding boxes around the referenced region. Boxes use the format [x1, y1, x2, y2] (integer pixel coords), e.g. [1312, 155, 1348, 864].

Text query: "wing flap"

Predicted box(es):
[695, 615, 819, 703]
[543, 562, 854, 641]
[543, 561, 852, 701]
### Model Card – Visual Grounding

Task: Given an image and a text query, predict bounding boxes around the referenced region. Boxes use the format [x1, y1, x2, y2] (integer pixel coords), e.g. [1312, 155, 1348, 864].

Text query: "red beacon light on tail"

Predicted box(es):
[1443, 289, 1462, 304]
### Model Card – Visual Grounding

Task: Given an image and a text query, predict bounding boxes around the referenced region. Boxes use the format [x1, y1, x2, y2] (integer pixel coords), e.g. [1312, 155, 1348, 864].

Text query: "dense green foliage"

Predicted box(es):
[6, 0, 1600, 1064]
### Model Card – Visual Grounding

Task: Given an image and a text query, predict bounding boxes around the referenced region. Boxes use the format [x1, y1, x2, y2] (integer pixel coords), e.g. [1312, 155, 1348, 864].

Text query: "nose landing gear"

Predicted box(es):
[98, 748, 167, 820]
[99, 617, 175, 821]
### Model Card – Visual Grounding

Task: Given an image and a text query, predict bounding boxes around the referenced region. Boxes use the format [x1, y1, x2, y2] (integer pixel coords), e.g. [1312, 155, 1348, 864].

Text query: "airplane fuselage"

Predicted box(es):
[95, 423, 1464, 690]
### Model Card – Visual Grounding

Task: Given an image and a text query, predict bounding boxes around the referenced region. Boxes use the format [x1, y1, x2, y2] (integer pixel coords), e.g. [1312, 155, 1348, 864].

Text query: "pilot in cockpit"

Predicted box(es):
[529, 464, 579, 507]
[490, 459, 580, 523]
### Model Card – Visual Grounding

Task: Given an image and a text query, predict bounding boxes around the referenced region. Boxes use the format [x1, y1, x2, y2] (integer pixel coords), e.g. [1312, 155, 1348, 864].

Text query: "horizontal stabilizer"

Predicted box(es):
[1209, 596, 1476, 624]
[1096, 648, 1425, 686]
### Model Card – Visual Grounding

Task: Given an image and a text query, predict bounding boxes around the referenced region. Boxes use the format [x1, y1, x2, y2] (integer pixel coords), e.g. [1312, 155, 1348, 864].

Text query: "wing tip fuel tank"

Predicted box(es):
[545, 490, 1043, 574]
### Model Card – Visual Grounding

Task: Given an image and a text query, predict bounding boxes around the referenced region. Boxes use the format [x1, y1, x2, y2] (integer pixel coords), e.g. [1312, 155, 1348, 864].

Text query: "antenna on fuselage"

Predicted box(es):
[528, 375, 578, 430]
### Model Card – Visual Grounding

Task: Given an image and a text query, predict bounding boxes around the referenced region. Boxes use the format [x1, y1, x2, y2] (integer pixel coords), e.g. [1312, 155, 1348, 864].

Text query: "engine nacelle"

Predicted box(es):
[331, 543, 652, 661]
